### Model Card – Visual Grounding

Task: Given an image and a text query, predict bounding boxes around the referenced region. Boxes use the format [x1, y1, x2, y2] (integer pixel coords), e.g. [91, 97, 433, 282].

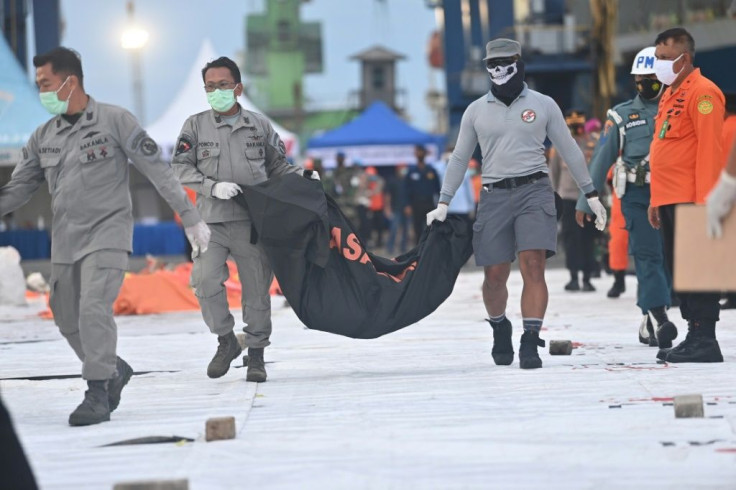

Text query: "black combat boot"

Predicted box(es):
[519, 330, 545, 369]
[487, 318, 514, 366]
[207, 331, 242, 378]
[69, 380, 110, 426]
[663, 321, 723, 363]
[648, 307, 677, 349]
[108, 357, 134, 412]
[246, 347, 267, 382]
[607, 270, 626, 298]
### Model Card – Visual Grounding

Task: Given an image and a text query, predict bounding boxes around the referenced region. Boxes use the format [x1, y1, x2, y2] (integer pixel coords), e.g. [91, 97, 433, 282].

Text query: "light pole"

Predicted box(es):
[121, 0, 149, 125]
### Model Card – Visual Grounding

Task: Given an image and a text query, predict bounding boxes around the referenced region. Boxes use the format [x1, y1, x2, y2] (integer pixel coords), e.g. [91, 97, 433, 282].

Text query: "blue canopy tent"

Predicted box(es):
[306, 101, 445, 168]
[0, 36, 49, 167]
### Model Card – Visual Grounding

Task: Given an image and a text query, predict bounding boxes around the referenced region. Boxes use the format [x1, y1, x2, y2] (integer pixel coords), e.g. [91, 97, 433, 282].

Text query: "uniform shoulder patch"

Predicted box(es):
[175, 137, 193, 156]
[697, 100, 714, 115]
[278, 139, 286, 156]
[141, 137, 158, 156]
[520, 109, 536, 123]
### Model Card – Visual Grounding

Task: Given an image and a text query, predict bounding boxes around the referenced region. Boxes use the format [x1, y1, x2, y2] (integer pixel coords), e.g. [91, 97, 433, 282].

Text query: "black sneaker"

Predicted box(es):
[108, 357, 134, 413]
[519, 330, 545, 369]
[487, 318, 514, 366]
[665, 336, 723, 363]
[581, 281, 596, 292]
[655, 320, 678, 349]
[564, 279, 580, 292]
[207, 331, 243, 378]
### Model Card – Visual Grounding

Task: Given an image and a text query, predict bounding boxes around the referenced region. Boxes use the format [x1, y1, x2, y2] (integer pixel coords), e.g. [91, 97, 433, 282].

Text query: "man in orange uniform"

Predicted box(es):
[648, 28, 725, 363]
[718, 94, 736, 309]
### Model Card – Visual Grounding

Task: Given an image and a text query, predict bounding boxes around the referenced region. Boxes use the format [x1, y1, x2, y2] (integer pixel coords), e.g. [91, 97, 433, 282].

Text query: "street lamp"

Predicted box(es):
[121, 1, 148, 125]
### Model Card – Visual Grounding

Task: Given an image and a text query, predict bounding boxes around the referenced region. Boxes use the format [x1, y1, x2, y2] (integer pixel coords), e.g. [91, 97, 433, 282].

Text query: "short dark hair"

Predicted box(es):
[655, 27, 695, 55]
[33, 47, 84, 88]
[201, 57, 241, 84]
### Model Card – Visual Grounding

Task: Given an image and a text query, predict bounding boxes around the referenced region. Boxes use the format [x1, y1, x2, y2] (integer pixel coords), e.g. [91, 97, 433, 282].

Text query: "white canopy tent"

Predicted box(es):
[146, 39, 300, 160]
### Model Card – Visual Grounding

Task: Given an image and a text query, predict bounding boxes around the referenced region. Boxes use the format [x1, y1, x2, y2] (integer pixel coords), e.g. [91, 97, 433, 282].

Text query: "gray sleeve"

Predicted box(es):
[440, 105, 478, 203]
[576, 119, 621, 213]
[171, 117, 217, 199]
[0, 133, 45, 216]
[117, 110, 201, 228]
[263, 122, 302, 178]
[545, 99, 595, 195]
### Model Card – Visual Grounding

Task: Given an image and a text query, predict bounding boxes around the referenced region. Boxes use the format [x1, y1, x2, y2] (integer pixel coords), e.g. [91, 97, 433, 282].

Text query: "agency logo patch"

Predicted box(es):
[697, 100, 713, 115]
[521, 109, 536, 123]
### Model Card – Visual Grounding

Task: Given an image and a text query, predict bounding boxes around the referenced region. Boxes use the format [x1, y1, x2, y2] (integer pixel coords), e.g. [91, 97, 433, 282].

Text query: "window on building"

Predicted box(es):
[372, 65, 385, 90]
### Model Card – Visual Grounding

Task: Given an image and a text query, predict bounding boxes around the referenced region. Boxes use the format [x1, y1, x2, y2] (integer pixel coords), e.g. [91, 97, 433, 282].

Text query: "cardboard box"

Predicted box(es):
[674, 204, 736, 291]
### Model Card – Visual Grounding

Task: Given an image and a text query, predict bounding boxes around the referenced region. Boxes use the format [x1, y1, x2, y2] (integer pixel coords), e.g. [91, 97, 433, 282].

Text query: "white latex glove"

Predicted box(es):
[212, 182, 242, 200]
[426, 203, 448, 226]
[304, 169, 320, 181]
[706, 170, 736, 238]
[586, 196, 607, 231]
[185, 221, 211, 255]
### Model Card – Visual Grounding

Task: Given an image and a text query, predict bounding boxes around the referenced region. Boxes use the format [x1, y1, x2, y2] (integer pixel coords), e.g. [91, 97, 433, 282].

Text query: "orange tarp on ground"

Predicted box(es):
[113, 262, 243, 315]
[39, 261, 281, 317]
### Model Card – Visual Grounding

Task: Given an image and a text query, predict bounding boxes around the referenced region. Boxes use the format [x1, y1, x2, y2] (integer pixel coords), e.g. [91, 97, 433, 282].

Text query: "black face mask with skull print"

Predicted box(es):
[487, 58, 525, 106]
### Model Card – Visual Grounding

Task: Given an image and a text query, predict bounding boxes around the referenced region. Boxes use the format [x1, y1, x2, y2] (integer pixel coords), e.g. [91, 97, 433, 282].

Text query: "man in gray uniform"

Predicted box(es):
[0, 48, 210, 426]
[173, 57, 314, 383]
[427, 39, 607, 369]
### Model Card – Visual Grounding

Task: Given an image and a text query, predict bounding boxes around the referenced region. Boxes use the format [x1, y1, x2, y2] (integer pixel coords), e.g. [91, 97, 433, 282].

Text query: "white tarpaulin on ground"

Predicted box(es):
[1, 268, 735, 488]
[146, 39, 300, 160]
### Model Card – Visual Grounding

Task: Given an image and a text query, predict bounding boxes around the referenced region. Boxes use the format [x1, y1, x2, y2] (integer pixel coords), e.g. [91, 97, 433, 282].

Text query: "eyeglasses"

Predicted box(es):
[486, 57, 517, 69]
[204, 81, 238, 92]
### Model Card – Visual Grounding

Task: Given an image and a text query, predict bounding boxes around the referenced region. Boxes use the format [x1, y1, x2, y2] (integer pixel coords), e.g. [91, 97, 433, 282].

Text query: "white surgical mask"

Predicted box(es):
[486, 62, 518, 85]
[653, 53, 683, 86]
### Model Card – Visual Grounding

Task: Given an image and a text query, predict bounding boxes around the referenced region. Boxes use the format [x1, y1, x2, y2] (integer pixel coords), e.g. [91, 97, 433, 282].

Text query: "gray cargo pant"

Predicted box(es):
[49, 249, 128, 380]
[191, 220, 273, 348]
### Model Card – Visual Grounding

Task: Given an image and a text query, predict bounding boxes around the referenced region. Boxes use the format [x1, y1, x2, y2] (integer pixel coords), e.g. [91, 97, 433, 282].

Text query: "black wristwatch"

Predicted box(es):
[585, 190, 599, 199]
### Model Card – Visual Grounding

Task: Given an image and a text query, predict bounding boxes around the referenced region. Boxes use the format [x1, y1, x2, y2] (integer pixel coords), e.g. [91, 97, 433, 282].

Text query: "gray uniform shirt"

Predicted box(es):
[0, 97, 201, 264]
[439, 84, 595, 203]
[172, 106, 302, 223]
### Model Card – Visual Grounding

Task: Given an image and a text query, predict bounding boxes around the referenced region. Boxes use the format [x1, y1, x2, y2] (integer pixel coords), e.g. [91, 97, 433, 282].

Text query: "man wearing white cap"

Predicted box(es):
[576, 47, 676, 350]
[427, 38, 606, 369]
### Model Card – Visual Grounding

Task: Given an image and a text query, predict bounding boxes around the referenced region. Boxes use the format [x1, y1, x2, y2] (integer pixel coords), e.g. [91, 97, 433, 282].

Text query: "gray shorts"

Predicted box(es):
[472, 176, 557, 266]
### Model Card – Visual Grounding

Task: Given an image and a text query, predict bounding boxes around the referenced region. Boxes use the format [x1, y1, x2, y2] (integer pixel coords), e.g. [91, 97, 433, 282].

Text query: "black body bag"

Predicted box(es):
[236, 173, 473, 339]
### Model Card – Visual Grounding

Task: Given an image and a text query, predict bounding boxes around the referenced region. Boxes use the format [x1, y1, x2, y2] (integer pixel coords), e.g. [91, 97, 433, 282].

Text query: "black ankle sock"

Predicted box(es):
[649, 306, 669, 325]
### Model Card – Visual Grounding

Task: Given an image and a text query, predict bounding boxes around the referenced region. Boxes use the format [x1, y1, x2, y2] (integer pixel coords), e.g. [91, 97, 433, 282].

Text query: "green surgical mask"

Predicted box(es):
[39, 76, 73, 115]
[206, 88, 237, 113]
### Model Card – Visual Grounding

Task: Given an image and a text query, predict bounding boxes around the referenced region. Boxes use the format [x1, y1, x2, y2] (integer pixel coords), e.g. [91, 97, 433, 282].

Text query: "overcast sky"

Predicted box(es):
[49, 0, 441, 132]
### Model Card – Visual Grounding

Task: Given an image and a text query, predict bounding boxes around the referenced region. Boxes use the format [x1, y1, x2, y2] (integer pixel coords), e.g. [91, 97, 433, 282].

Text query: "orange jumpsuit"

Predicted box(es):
[606, 167, 629, 271]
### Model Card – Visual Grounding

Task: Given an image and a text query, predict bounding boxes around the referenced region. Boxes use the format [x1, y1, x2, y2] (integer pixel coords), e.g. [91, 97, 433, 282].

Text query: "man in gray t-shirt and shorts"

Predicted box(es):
[427, 38, 607, 369]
